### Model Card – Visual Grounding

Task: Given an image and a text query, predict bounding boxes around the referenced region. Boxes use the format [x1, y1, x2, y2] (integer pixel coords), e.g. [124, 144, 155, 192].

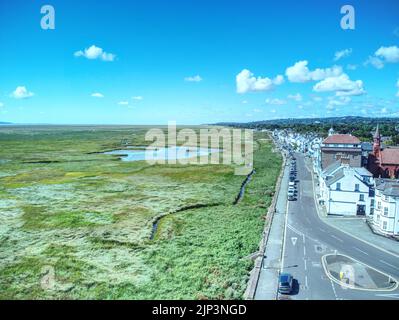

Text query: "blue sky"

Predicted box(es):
[0, 0, 399, 124]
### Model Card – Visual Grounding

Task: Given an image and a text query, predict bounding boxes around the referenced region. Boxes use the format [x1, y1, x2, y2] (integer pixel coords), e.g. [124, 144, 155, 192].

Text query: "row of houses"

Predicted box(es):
[316, 128, 399, 238]
[274, 127, 399, 238]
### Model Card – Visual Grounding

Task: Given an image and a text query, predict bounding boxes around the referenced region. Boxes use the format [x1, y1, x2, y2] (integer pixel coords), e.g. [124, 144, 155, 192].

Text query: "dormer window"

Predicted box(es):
[336, 183, 341, 191]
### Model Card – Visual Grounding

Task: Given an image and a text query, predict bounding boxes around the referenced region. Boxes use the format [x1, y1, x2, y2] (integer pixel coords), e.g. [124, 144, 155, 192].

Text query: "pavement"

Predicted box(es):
[255, 151, 399, 300]
[254, 156, 288, 299]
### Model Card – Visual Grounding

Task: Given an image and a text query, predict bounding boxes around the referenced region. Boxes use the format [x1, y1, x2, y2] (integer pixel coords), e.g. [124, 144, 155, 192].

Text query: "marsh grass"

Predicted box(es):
[0, 126, 281, 299]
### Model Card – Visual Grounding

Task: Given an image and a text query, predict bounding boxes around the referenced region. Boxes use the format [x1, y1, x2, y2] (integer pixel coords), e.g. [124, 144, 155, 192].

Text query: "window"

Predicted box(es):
[377, 201, 382, 210]
[355, 184, 360, 192]
[371, 199, 375, 207]
[336, 183, 341, 191]
[359, 194, 364, 202]
[383, 221, 387, 230]
[377, 214, 380, 222]
[384, 207, 389, 216]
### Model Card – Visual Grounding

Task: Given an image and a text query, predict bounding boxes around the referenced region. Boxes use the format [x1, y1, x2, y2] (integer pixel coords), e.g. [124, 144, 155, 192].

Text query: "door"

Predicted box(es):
[356, 205, 366, 216]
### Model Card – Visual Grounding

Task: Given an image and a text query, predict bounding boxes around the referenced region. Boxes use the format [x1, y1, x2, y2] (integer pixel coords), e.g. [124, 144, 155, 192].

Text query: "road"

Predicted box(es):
[256, 150, 399, 300]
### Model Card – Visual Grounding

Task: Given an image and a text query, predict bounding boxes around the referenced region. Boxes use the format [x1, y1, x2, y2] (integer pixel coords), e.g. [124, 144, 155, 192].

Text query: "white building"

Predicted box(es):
[319, 162, 374, 216]
[372, 179, 399, 236]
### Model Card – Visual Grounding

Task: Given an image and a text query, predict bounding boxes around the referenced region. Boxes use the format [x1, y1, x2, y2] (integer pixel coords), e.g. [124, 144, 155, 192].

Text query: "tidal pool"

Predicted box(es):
[104, 146, 221, 162]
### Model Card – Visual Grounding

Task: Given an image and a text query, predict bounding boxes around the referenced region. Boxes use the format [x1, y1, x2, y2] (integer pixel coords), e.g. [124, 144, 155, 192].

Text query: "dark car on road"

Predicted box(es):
[278, 273, 293, 294]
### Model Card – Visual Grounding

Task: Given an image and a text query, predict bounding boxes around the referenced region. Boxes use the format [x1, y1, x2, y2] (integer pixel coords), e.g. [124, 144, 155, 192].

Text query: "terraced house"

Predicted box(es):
[372, 179, 399, 237]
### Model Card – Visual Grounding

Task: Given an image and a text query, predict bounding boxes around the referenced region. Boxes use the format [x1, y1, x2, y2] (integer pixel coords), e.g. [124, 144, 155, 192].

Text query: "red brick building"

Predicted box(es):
[321, 133, 362, 169]
[368, 126, 399, 178]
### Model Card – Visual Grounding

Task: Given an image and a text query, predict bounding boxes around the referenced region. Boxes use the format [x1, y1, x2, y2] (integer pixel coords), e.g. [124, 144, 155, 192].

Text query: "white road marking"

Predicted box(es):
[330, 279, 338, 300]
[280, 189, 290, 273]
[321, 253, 399, 292]
[375, 293, 399, 299]
[287, 224, 305, 237]
[353, 247, 369, 256]
[291, 237, 298, 246]
[330, 235, 343, 243]
[379, 259, 399, 270]
[305, 275, 308, 288]
[304, 259, 307, 271]
[303, 246, 306, 256]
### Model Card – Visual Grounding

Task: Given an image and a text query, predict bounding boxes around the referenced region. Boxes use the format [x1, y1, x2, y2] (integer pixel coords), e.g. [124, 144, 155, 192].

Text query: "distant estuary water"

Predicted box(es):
[104, 146, 221, 162]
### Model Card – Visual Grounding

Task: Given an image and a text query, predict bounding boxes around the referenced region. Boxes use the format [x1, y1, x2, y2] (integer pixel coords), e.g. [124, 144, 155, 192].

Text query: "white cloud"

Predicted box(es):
[346, 64, 357, 70]
[366, 46, 399, 69]
[326, 97, 350, 111]
[375, 46, 399, 63]
[253, 108, 262, 113]
[91, 92, 104, 98]
[327, 100, 343, 107]
[364, 56, 384, 69]
[242, 100, 248, 104]
[334, 48, 352, 61]
[312, 96, 323, 102]
[11, 86, 34, 99]
[132, 96, 143, 101]
[265, 98, 286, 105]
[0, 102, 3, 107]
[236, 69, 284, 94]
[273, 75, 284, 85]
[184, 75, 202, 82]
[74, 45, 116, 62]
[118, 101, 129, 105]
[285, 60, 342, 83]
[335, 87, 366, 97]
[313, 74, 366, 96]
[287, 93, 302, 102]
[381, 107, 388, 114]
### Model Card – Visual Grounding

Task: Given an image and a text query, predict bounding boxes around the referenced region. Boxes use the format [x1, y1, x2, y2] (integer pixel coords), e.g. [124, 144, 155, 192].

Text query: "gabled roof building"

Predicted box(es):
[371, 179, 399, 237]
[319, 163, 374, 216]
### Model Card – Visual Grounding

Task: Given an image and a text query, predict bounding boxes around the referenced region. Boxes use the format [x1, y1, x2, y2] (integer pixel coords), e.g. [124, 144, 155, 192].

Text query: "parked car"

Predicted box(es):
[278, 273, 294, 294]
[287, 194, 295, 201]
[288, 181, 295, 188]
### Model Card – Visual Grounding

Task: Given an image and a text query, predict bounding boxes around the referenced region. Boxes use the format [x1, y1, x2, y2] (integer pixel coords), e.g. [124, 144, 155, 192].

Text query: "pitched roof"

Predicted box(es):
[381, 148, 399, 165]
[375, 178, 399, 196]
[322, 161, 341, 176]
[354, 167, 373, 177]
[323, 134, 360, 144]
[325, 168, 345, 187]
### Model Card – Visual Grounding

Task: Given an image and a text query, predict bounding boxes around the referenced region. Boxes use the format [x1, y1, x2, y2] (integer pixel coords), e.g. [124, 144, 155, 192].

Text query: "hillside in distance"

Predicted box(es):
[215, 116, 399, 128]
[215, 116, 399, 143]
